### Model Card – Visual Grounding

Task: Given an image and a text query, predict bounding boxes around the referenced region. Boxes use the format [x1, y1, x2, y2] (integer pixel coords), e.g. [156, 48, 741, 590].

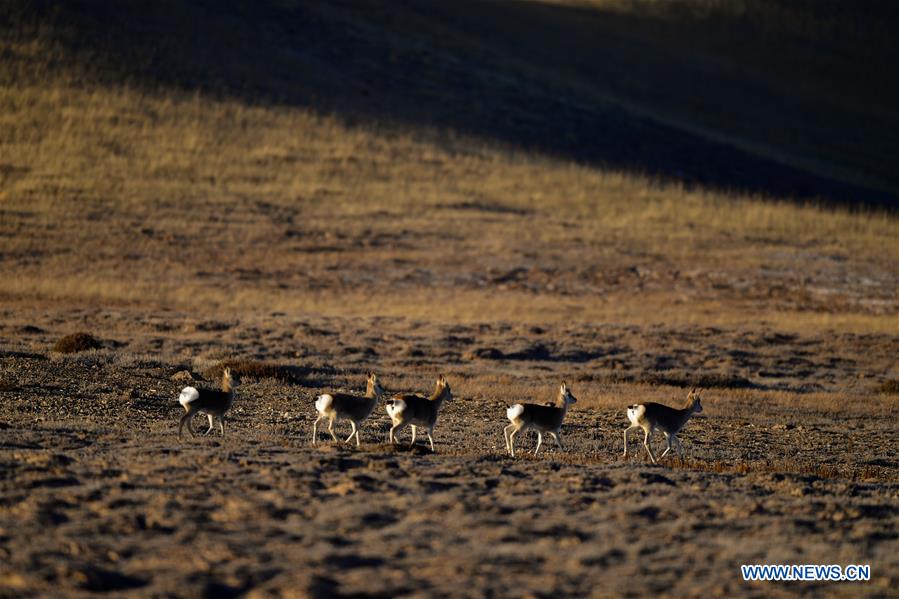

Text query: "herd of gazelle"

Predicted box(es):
[177, 370, 704, 462]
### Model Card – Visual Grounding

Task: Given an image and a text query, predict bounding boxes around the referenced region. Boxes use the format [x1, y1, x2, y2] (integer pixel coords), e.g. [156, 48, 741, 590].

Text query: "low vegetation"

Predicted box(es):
[202, 359, 334, 384]
[51, 332, 102, 354]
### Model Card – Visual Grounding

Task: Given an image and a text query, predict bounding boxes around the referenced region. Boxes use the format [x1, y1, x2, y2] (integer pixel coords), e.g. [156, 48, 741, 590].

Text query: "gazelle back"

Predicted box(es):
[385, 374, 452, 452]
[178, 367, 235, 437]
[504, 382, 577, 457]
[624, 388, 703, 464]
[312, 372, 384, 446]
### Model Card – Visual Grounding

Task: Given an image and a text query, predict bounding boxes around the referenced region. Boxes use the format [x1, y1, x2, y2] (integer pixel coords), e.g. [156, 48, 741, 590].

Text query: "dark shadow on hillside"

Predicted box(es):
[5, 0, 898, 207]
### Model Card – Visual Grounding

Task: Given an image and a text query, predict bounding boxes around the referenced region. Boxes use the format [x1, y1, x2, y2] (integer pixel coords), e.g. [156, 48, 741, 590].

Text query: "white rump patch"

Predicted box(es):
[178, 387, 199, 407]
[315, 394, 333, 414]
[507, 403, 524, 422]
[627, 404, 646, 425]
[385, 398, 406, 419]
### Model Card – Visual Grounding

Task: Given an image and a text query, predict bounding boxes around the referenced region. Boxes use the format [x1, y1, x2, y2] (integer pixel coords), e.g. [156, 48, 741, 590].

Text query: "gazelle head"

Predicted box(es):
[687, 387, 703, 412]
[559, 382, 577, 405]
[435, 374, 452, 401]
[222, 367, 234, 388]
[366, 372, 384, 397]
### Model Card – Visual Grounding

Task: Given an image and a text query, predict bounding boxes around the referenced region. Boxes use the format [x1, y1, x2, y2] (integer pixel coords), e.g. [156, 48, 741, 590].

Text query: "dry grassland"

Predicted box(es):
[2, 82, 896, 330]
[1, 1, 898, 597]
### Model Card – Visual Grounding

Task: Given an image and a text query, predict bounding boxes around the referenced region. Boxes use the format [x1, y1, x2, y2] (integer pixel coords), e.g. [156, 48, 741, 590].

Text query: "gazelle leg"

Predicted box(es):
[327, 418, 338, 442]
[409, 425, 417, 447]
[508, 427, 520, 457]
[674, 435, 683, 458]
[534, 431, 543, 456]
[178, 411, 193, 438]
[660, 432, 672, 458]
[344, 421, 357, 444]
[503, 424, 516, 453]
[427, 429, 435, 452]
[389, 424, 397, 444]
[642, 427, 657, 464]
[551, 431, 564, 450]
[354, 429, 361, 447]
[623, 425, 640, 457]
[312, 415, 322, 444]
[204, 414, 215, 435]
[219, 416, 225, 437]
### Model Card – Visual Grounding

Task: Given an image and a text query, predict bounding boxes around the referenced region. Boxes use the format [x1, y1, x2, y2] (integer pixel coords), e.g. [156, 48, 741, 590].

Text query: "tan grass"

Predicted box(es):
[1, 62, 897, 335]
[4, 275, 896, 335]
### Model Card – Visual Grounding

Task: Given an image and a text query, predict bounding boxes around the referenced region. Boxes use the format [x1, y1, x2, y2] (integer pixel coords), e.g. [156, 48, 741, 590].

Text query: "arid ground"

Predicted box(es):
[1, 1, 898, 597]
[0, 307, 897, 598]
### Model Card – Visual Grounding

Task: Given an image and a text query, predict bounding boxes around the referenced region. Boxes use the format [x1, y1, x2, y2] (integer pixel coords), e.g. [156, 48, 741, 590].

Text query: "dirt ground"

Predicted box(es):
[0, 307, 896, 598]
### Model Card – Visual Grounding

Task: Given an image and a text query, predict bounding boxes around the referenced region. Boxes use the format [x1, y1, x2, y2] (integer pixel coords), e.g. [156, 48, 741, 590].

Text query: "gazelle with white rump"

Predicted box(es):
[504, 382, 577, 457]
[312, 372, 385, 446]
[385, 374, 452, 452]
[178, 367, 236, 438]
[623, 388, 703, 464]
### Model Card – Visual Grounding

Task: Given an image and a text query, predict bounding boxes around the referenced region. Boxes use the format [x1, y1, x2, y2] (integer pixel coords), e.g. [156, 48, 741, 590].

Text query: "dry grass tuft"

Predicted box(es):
[52, 332, 102, 354]
[640, 372, 754, 390]
[876, 379, 899, 394]
[202, 359, 333, 384]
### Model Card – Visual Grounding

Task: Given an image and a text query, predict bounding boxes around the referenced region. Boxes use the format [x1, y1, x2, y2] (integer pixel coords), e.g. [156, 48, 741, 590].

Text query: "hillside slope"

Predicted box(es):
[2, 0, 897, 205]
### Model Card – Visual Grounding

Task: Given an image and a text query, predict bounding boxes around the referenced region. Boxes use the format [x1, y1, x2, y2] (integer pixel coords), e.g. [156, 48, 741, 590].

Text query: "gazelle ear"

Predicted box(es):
[560, 381, 568, 393]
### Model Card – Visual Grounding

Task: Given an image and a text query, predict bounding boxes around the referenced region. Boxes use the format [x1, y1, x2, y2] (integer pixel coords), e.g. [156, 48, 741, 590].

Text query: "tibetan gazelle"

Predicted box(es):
[385, 374, 452, 452]
[623, 388, 703, 464]
[504, 382, 577, 457]
[312, 372, 385, 446]
[178, 367, 236, 437]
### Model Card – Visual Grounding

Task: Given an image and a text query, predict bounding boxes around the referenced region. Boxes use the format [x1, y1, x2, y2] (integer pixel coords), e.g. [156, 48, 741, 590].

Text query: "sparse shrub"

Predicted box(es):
[52, 332, 102, 353]
[876, 379, 899, 394]
[203, 358, 301, 382]
[643, 372, 754, 390]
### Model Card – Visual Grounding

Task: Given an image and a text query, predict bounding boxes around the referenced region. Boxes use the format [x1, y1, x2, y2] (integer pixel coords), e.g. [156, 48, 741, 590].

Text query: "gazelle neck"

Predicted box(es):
[365, 384, 382, 401]
[430, 385, 448, 404]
